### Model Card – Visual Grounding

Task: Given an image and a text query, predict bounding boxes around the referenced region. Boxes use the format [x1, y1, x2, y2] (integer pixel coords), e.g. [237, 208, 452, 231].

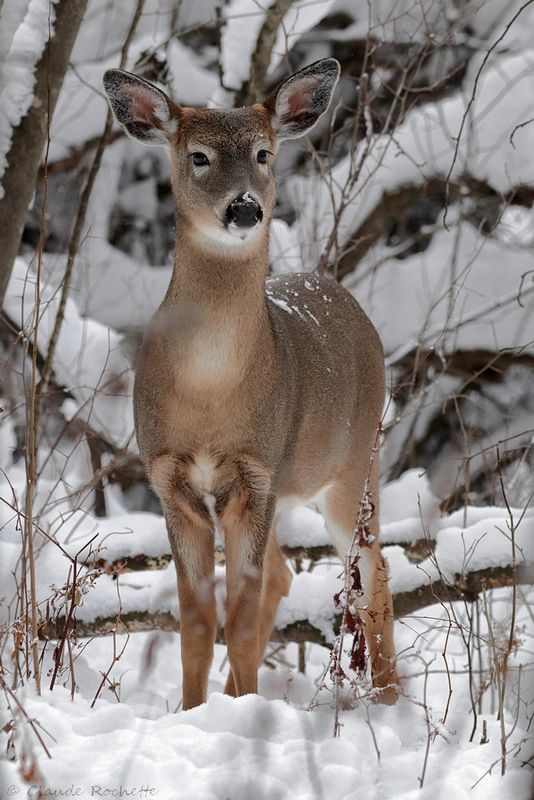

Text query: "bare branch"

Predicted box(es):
[234, 0, 296, 107]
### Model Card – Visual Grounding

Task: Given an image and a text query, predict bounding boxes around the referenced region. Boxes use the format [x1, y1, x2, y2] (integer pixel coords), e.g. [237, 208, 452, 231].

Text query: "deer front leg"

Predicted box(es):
[220, 459, 274, 698]
[223, 529, 291, 698]
[151, 455, 217, 710]
[165, 513, 217, 710]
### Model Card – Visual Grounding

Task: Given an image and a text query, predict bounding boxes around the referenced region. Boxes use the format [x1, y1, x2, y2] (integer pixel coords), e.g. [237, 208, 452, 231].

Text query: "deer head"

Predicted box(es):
[103, 59, 340, 254]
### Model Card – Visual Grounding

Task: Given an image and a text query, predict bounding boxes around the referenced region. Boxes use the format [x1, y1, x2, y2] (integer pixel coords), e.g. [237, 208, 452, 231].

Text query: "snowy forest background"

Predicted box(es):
[0, 0, 533, 797]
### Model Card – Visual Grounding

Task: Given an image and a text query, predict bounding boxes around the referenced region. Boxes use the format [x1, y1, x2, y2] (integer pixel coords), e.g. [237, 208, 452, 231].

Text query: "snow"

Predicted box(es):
[432, 513, 533, 578]
[348, 220, 534, 357]
[277, 505, 329, 548]
[1, 588, 532, 799]
[220, 0, 277, 93]
[118, 176, 158, 221]
[386, 511, 533, 595]
[69, 0, 178, 63]
[4, 257, 134, 447]
[48, 60, 110, 162]
[269, 217, 304, 274]
[48, 32, 164, 163]
[464, 0, 534, 50]
[220, 0, 336, 94]
[37, 509, 168, 563]
[267, 284, 322, 325]
[40, 139, 172, 330]
[267, 293, 295, 315]
[270, 1, 337, 71]
[380, 468, 441, 531]
[329, 0, 534, 47]
[275, 470, 441, 551]
[278, 567, 344, 640]
[277, 506, 533, 630]
[166, 39, 220, 107]
[330, 0, 460, 43]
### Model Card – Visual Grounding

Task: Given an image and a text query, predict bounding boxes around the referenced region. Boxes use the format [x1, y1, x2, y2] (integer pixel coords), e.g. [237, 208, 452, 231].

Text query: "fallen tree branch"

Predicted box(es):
[45, 564, 526, 645]
[332, 172, 534, 281]
[91, 533, 435, 575]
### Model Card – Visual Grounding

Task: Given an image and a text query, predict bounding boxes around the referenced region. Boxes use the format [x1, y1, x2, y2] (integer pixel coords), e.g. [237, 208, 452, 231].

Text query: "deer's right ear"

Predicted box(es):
[103, 69, 178, 146]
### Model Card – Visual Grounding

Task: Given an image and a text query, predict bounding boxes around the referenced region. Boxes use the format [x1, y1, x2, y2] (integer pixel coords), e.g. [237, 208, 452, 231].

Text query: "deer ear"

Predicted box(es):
[264, 58, 340, 141]
[103, 69, 178, 146]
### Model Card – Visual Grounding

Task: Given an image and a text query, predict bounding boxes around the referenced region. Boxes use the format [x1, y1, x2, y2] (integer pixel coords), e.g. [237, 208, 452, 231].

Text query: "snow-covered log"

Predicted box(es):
[11, 499, 529, 645]
[46, 564, 526, 646]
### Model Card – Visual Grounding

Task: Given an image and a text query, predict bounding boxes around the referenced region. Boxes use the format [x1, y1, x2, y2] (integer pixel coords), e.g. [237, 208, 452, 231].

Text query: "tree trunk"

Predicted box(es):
[0, 0, 89, 308]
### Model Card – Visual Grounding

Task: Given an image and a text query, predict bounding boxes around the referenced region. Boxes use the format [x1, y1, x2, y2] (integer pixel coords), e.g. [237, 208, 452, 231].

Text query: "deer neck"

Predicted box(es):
[162, 217, 272, 390]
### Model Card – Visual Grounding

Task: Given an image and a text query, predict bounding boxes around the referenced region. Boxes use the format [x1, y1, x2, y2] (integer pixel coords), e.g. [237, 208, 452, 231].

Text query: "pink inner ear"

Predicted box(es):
[283, 75, 320, 117]
[122, 84, 165, 127]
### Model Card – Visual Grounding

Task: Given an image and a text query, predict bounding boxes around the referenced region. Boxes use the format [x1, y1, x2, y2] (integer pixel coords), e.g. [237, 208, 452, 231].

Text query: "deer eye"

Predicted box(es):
[257, 149, 268, 165]
[191, 152, 210, 167]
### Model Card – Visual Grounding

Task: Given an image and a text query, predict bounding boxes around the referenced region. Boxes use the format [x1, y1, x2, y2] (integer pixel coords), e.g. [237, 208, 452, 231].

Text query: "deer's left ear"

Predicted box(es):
[264, 58, 340, 141]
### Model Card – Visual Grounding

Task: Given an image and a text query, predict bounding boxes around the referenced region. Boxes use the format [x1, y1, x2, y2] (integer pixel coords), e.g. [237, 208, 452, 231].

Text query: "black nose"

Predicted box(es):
[225, 194, 263, 228]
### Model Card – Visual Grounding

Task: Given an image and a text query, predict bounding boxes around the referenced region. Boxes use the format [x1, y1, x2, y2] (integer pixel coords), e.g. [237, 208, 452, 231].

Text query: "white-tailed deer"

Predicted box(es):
[103, 59, 398, 709]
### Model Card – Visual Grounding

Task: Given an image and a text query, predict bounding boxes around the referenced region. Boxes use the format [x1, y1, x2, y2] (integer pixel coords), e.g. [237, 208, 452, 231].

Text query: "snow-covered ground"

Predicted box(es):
[1, 587, 532, 799]
[1, 460, 532, 798]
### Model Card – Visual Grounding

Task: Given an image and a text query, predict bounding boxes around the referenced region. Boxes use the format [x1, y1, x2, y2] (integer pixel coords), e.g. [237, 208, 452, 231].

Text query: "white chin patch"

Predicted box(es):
[226, 222, 259, 241]
[194, 221, 262, 250]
